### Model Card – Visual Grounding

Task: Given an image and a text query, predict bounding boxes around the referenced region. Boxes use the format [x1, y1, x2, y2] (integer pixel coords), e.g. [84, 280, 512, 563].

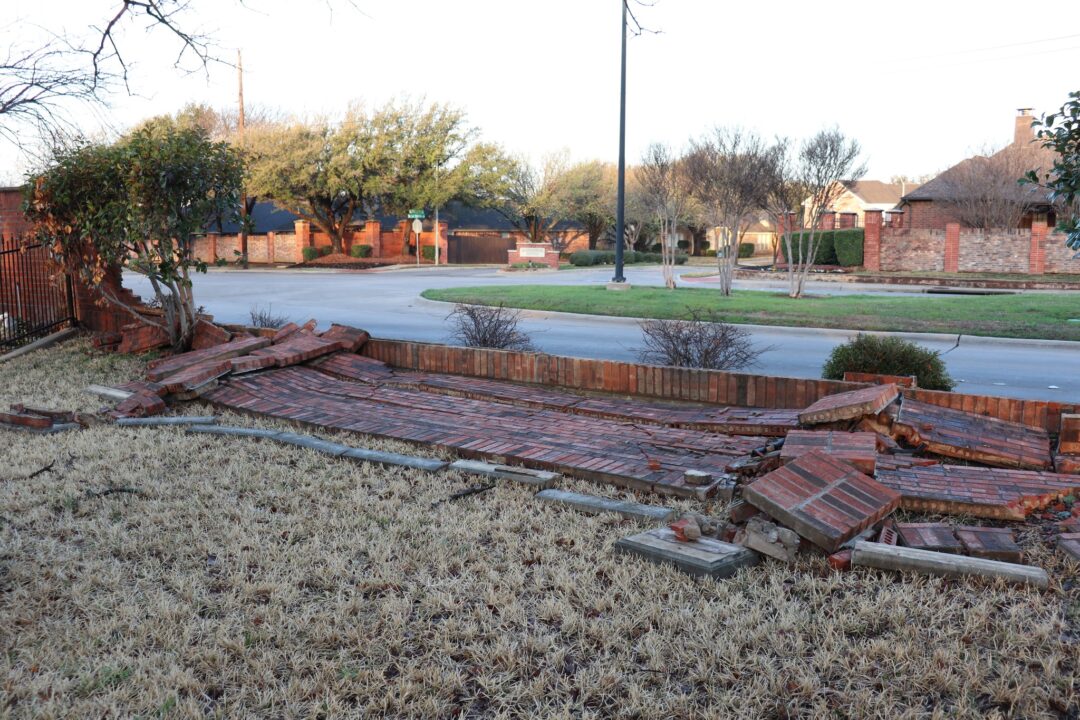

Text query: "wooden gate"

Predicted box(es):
[0, 241, 76, 353]
[446, 235, 517, 264]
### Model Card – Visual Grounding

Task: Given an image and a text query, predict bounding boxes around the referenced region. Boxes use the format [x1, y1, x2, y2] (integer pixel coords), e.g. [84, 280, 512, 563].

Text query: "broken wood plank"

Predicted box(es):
[851, 540, 1048, 589]
[614, 527, 759, 579]
[85, 384, 133, 402]
[536, 489, 675, 522]
[186, 425, 283, 439]
[341, 447, 447, 472]
[449, 459, 560, 489]
[735, 516, 800, 563]
[115, 416, 218, 427]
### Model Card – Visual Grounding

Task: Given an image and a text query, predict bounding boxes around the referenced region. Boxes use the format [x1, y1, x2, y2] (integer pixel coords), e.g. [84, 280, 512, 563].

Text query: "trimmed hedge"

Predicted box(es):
[822, 334, 953, 391]
[350, 244, 373, 258]
[301, 246, 319, 262]
[738, 242, 755, 258]
[320, 246, 333, 257]
[421, 246, 436, 261]
[568, 250, 688, 267]
[833, 229, 864, 267]
[783, 230, 837, 265]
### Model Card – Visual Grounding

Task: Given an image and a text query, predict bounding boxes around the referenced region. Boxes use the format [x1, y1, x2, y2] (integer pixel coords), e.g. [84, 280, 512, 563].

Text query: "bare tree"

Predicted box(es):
[761, 137, 808, 267]
[448, 303, 535, 351]
[685, 128, 772, 296]
[638, 143, 692, 289]
[934, 143, 1055, 228]
[638, 309, 762, 370]
[787, 129, 866, 298]
[496, 152, 575, 249]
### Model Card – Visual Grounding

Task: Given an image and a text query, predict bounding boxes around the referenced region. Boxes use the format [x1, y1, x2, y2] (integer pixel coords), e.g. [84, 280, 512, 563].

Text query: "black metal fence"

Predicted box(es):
[0, 241, 76, 353]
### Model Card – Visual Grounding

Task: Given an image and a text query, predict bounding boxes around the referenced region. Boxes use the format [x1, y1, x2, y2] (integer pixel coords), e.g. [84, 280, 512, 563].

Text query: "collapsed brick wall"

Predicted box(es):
[361, 338, 1079, 434]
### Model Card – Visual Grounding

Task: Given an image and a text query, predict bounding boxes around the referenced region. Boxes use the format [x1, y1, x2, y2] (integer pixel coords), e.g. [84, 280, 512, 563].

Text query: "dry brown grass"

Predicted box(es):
[0, 336, 1078, 718]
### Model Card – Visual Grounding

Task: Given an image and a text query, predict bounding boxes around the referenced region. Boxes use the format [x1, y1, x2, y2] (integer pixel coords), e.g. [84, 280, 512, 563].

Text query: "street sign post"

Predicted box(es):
[412, 218, 423, 267]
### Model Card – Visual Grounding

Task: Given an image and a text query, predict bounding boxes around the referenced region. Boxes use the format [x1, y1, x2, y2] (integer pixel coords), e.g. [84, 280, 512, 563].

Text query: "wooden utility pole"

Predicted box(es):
[237, 49, 249, 268]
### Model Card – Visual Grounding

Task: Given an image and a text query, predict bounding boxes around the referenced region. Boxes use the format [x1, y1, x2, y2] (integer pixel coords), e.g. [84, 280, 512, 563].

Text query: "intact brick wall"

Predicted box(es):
[360, 338, 1080, 434]
[0, 187, 30, 243]
[879, 228, 945, 271]
[957, 229, 1030, 272]
[1045, 231, 1080, 273]
[193, 233, 302, 264]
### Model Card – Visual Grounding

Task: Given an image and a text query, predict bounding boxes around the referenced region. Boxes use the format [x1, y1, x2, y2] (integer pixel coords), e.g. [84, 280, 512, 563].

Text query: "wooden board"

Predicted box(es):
[537, 489, 675, 522]
[115, 416, 218, 427]
[851, 540, 1048, 589]
[450, 459, 560, 489]
[614, 527, 759, 579]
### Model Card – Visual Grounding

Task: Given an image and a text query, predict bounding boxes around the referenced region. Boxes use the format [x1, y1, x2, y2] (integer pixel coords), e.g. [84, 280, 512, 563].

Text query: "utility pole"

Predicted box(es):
[237, 49, 249, 269]
[611, 0, 628, 285]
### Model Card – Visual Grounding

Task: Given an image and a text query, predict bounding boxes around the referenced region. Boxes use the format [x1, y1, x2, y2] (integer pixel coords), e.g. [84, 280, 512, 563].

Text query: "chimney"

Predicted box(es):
[1014, 108, 1035, 146]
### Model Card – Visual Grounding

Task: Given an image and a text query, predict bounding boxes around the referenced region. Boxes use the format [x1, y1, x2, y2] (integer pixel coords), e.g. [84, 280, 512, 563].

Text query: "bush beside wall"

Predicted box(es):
[350, 244, 373, 258]
[833, 229, 865, 267]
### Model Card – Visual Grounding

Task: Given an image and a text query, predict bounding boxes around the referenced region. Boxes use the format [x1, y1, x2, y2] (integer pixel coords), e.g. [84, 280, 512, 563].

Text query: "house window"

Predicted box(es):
[501, 232, 510, 239]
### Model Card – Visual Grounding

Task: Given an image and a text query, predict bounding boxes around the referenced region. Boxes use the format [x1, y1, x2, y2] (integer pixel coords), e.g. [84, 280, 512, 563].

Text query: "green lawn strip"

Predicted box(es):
[421, 285, 1080, 341]
[851, 270, 1080, 284]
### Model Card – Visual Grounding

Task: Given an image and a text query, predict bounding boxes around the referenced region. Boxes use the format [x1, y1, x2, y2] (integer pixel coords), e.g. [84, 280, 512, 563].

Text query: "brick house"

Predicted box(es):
[802, 180, 915, 228]
[898, 109, 1056, 230]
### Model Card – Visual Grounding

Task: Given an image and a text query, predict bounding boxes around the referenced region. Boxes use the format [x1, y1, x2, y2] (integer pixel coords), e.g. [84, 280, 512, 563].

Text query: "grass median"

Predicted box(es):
[422, 285, 1080, 341]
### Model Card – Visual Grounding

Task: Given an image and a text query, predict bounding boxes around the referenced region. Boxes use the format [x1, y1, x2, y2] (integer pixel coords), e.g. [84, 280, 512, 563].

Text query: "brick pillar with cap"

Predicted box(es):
[863, 210, 882, 271]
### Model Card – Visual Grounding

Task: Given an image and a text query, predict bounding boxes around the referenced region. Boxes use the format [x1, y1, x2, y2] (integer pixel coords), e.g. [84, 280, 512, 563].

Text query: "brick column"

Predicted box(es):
[863, 210, 882, 271]
[1029, 221, 1047, 275]
[267, 232, 276, 264]
[838, 212, 857, 229]
[294, 219, 312, 247]
[818, 211, 836, 230]
[889, 211, 904, 229]
[210, 236, 218, 263]
[944, 223, 960, 273]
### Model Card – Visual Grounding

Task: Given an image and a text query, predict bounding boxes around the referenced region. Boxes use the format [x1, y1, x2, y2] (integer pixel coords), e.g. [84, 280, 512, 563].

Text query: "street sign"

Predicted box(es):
[411, 219, 423, 234]
[407, 209, 425, 219]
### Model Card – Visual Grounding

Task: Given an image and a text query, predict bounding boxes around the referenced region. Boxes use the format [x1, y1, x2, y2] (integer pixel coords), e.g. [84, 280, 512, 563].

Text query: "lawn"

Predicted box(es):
[422, 285, 1080, 341]
[1, 338, 1078, 717]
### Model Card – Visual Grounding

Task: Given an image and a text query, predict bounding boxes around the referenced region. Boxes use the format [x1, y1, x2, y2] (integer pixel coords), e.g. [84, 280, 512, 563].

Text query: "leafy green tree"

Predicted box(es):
[563, 160, 616, 250]
[1027, 91, 1080, 253]
[496, 152, 576, 248]
[26, 119, 242, 349]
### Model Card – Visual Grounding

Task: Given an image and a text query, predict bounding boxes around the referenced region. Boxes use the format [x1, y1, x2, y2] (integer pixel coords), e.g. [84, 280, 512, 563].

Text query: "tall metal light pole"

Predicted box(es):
[612, 0, 628, 284]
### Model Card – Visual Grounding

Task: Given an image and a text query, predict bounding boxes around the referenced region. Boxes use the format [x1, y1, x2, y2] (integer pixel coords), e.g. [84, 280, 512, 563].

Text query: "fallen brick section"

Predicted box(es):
[319, 324, 370, 353]
[955, 526, 1023, 563]
[116, 380, 167, 397]
[230, 354, 278, 374]
[315, 353, 799, 436]
[892, 398, 1052, 470]
[117, 322, 170, 354]
[146, 336, 271, 382]
[798, 384, 899, 425]
[271, 322, 300, 344]
[780, 430, 878, 474]
[251, 334, 345, 367]
[0, 409, 53, 429]
[843, 372, 916, 388]
[742, 451, 901, 552]
[203, 366, 761, 498]
[191, 319, 232, 350]
[895, 522, 963, 554]
[157, 359, 232, 394]
[112, 392, 167, 418]
[876, 463, 1080, 520]
[1055, 455, 1080, 475]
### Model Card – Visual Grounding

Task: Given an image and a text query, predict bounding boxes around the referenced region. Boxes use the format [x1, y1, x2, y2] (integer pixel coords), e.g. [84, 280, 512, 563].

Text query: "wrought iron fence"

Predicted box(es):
[0, 241, 76, 353]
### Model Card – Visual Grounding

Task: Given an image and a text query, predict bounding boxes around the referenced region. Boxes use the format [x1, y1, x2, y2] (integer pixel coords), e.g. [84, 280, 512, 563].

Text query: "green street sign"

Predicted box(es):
[407, 209, 425, 219]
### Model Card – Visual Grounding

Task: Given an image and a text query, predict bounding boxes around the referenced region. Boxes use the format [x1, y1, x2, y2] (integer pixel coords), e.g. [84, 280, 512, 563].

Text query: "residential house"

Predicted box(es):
[803, 180, 915, 228]
[898, 109, 1056, 230]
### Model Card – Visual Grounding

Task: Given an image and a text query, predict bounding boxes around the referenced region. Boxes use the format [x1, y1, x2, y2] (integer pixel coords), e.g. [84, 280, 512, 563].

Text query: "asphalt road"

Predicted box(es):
[124, 265, 1080, 402]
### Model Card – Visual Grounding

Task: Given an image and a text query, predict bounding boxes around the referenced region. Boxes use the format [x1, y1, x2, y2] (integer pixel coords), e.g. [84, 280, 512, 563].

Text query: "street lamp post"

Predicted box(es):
[612, 0, 628, 284]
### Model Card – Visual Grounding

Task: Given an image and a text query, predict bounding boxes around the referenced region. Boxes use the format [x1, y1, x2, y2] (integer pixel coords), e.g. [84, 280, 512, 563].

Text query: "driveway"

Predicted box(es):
[123, 265, 1080, 402]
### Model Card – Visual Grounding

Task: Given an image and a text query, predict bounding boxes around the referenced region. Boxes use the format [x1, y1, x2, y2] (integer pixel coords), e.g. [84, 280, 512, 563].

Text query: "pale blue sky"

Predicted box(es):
[3, 0, 1080, 182]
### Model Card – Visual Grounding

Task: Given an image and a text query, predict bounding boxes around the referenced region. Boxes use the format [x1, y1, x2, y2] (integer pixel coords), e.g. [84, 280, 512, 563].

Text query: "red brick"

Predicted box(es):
[191, 319, 232, 350]
[895, 522, 963, 554]
[798, 384, 900, 425]
[827, 549, 853, 571]
[742, 451, 901, 552]
[117, 322, 170, 354]
[955, 526, 1023, 563]
[0, 410, 53, 429]
[780, 430, 877, 474]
